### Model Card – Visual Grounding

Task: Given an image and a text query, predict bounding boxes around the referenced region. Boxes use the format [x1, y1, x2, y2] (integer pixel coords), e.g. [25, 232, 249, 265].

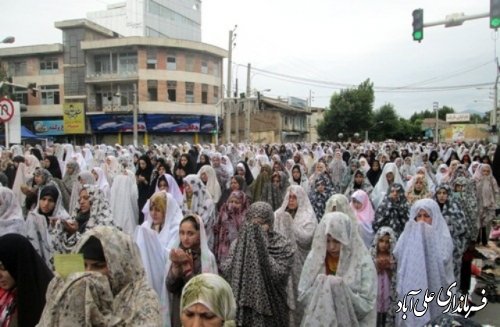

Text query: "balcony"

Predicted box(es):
[87, 103, 134, 114]
[85, 71, 138, 84]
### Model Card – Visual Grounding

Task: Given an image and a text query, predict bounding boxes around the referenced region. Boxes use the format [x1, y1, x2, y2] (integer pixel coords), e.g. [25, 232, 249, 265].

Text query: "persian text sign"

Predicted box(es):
[34, 120, 64, 136]
[63, 103, 85, 134]
[446, 113, 470, 123]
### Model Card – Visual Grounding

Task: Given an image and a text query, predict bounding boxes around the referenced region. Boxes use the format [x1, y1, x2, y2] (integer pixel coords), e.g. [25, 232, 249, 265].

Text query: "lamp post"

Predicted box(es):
[365, 121, 384, 143]
[133, 83, 138, 147]
[225, 25, 237, 143]
[1, 36, 15, 44]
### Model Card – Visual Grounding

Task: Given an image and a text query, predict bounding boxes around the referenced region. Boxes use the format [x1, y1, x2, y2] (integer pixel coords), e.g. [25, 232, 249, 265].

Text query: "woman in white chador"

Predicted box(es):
[394, 199, 454, 327]
[298, 212, 377, 327]
[274, 185, 317, 326]
[371, 162, 404, 210]
[110, 169, 138, 235]
[134, 191, 184, 326]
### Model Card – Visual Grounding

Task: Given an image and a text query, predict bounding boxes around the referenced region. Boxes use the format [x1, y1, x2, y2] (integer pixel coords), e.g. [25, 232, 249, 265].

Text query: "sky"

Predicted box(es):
[1, 0, 497, 118]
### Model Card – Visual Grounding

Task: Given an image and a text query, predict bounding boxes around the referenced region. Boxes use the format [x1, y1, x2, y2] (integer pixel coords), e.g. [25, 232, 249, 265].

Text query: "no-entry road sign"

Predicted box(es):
[0, 98, 14, 123]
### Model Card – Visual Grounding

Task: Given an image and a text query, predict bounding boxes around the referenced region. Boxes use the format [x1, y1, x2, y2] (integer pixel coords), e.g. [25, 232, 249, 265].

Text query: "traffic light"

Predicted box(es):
[412, 9, 424, 42]
[491, 0, 500, 29]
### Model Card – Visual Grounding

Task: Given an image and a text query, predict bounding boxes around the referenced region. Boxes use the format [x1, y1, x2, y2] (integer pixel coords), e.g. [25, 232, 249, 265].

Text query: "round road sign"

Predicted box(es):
[0, 98, 14, 123]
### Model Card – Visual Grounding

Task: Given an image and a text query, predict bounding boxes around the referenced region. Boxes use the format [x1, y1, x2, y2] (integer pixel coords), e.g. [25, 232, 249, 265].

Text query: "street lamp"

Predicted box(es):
[1, 36, 15, 44]
[365, 121, 383, 142]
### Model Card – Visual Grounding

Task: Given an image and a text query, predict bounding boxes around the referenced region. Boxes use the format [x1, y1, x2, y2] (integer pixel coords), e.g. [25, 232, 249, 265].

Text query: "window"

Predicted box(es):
[167, 55, 176, 70]
[147, 48, 157, 69]
[213, 61, 220, 77]
[13, 87, 27, 105]
[95, 54, 112, 74]
[185, 82, 194, 103]
[201, 84, 208, 104]
[213, 86, 219, 103]
[41, 85, 60, 105]
[118, 53, 136, 73]
[201, 61, 208, 74]
[185, 54, 195, 72]
[147, 80, 158, 101]
[40, 57, 59, 74]
[9, 61, 27, 76]
[167, 80, 177, 102]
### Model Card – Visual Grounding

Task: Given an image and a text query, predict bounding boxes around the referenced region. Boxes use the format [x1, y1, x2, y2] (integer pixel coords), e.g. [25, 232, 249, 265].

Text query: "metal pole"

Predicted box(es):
[234, 78, 239, 142]
[133, 83, 138, 147]
[493, 58, 499, 138]
[245, 63, 251, 142]
[433, 101, 439, 143]
[365, 130, 368, 143]
[225, 30, 233, 144]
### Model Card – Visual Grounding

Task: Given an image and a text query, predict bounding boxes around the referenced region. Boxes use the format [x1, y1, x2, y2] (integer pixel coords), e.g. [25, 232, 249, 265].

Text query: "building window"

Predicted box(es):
[118, 53, 136, 73]
[40, 57, 59, 74]
[167, 55, 176, 70]
[13, 87, 27, 105]
[201, 61, 208, 74]
[213, 86, 219, 103]
[95, 54, 113, 74]
[147, 48, 157, 69]
[185, 55, 195, 72]
[185, 82, 194, 103]
[9, 61, 27, 76]
[167, 80, 177, 102]
[213, 61, 220, 77]
[147, 80, 158, 101]
[201, 84, 208, 104]
[41, 85, 60, 105]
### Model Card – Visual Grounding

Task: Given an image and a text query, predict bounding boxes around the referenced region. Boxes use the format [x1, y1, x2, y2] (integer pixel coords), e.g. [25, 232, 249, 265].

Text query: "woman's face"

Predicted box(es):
[272, 176, 280, 187]
[482, 166, 491, 176]
[79, 189, 91, 213]
[158, 165, 166, 175]
[273, 162, 281, 172]
[287, 193, 298, 210]
[139, 159, 147, 170]
[386, 172, 394, 184]
[237, 167, 245, 177]
[181, 303, 223, 327]
[326, 234, 341, 257]
[158, 180, 168, 192]
[34, 174, 45, 186]
[39, 195, 56, 215]
[414, 179, 424, 192]
[84, 259, 109, 276]
[377, 235, 391, 254]
[91, 169, 99, 182]
[228, 196, 242, 210]
[316, 182, 325, 193]
[415, 208, 432, 225]
[230, 178, 240, 191]
[316, 163, 325, 173]
[389, 187, 399, 201]
[180, 221, 200, 249]
[66, 165, 74, 175]
[292, 168, 301, 181]
[0, 263, 15, 290]
[436, 189, 448, 204]
[354, 173, 364, 185]
[180, 156, 188, 166]
[372, 161, 380, 171]
[43, 158, 51, 168]
[352, 199, 363, 211]
[200, 156, 206, 164]
[150, 205, 165, 226]
[184, 183, 193, 196]
[200, 172, 208, 183]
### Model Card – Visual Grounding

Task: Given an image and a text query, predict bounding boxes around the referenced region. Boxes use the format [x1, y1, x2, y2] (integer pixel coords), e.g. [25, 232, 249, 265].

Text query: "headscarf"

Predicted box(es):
[73, 226, 161, 325]
[214, 190, 249, 266]
[370, 162, 404, 210]
[404, 174, 432, 206]
[372, 183, 409, 239]
[0, 186, 26, 237]
[269, 171, 290, 211]
[235, 161, 254, 186]
[44, 155, 62, 180]
[181, 273, 236, 327]
[289, 164, 310, 194]
[394, 199, 454, 326]
[473, 163, 499, 210]
[324, 193, 358, 225]
[68, 171, 96, 215]
[110, 172, 138, 235]
[366, 159, 382, 187]
[298, 212, 377, 327]
[221, 202, 293, 327]
[92, 166, 111, 200]
[350, 189, 375, 248]
[154, 173, 184, 206]
[249, 164, 273, 204]
[0, 233, 53, 327]
[198, 165, 222, 204]
[308, 173, 334, 222]
[344, 168, 373, 198]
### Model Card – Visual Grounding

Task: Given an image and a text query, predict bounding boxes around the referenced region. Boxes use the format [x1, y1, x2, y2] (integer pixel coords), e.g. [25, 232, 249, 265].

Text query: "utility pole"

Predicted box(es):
[133, 83, 138, 147]
[433, 101, 439, 144]
[245, 63, 251, 142]
[225, 26, 237, 143]
[234, 78, 239, 142]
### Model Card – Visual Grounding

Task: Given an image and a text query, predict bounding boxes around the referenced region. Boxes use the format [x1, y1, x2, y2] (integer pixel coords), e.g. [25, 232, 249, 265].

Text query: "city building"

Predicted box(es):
[0, 19, 226, 145]
[308, 106, 326, 142]
[87, 0, 202, 41]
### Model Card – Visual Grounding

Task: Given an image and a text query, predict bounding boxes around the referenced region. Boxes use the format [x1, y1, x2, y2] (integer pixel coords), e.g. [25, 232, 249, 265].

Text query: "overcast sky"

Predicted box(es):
[1, 0, 497, 118]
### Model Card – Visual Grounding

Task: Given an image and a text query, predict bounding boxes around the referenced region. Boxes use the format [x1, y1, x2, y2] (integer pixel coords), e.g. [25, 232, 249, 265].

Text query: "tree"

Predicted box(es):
[0, 62, 11, 98]
[317, 79, 374, 140]
[371, 103, 400, 141]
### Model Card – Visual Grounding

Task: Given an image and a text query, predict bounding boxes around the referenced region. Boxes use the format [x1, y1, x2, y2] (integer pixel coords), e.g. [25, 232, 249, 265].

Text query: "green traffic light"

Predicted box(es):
[413, 31, 423, 41]
[491, 17, 500, 28]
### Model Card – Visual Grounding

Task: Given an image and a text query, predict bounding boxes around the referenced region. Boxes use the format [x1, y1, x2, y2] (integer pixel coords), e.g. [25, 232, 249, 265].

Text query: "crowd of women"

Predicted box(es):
[0, 140, 498, 327]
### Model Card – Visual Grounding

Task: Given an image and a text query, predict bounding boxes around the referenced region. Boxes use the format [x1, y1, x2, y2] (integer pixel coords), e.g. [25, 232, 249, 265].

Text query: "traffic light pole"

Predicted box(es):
[422, 12, 488, 28]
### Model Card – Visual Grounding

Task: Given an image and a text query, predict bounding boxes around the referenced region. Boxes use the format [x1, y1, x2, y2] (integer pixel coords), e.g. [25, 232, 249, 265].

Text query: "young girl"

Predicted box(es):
[473, 163, 499, 246]
[371, 227, 397, 327]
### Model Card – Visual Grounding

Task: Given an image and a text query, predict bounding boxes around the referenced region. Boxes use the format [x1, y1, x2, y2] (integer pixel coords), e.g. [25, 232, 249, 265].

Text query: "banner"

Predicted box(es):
[88, 114, 146, 133]
[145, 114, 200, 133]
[34, 120, 64, 136]
[451, 124, 465, 142]
[63, 103, 86, 134]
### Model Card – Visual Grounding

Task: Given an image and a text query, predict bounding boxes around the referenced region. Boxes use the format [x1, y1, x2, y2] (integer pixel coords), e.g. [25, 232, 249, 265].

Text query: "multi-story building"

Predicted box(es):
[87, 0, 202, 41]
[0, 19, 226, 145]
[309, 106, 326, 142]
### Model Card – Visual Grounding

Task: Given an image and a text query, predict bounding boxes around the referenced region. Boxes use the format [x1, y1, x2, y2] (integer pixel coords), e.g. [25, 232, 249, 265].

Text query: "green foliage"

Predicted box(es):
[317, 79, 374, 141]
[409, 105, 455, 122]
[0, 63, 9, 98]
